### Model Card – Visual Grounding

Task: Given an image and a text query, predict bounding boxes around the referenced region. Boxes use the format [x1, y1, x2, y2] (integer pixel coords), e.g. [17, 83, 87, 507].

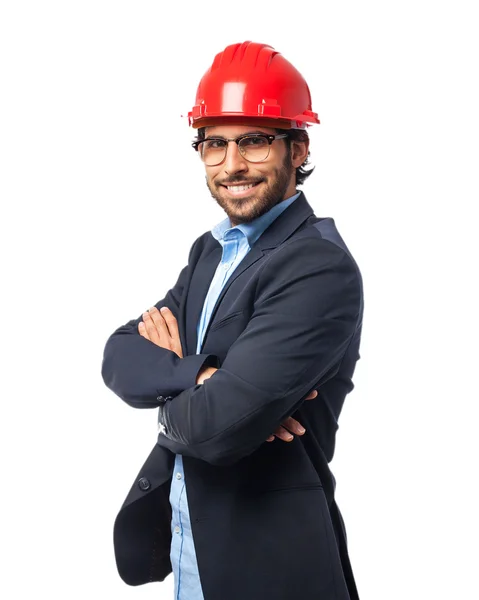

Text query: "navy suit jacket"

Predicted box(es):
[101, 192, 363, 600]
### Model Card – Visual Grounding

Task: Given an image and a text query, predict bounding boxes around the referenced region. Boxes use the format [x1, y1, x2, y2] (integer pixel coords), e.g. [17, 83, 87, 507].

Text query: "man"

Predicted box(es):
[101, 41, 363, 600]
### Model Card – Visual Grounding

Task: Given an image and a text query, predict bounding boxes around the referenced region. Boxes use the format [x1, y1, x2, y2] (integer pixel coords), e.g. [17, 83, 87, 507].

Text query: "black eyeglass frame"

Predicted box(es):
[191, 133, 289, 165]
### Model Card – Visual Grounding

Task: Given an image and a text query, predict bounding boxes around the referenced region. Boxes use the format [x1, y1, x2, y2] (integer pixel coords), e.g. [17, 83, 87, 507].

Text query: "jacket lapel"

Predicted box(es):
[201, 245, 265, 339]
[185, 192, 315, 355]
[184, 245, 222, 355]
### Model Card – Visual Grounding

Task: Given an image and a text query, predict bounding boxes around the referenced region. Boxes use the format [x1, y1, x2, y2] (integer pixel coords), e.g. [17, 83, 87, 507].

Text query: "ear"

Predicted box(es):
[290, 139, 309, 168]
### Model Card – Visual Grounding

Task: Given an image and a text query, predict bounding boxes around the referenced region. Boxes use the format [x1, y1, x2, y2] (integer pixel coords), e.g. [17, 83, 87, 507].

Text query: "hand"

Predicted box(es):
[265, 390, 318, 443]
[138, 306, 183, 359]
[196, 365, 218, 385]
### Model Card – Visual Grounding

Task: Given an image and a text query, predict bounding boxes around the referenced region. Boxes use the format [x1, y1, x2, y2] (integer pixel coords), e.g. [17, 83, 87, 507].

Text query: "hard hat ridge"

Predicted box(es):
[212, 41, 278, 71]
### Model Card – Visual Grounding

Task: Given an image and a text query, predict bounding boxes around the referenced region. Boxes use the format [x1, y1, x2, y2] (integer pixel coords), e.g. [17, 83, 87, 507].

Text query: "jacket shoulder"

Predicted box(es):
[269, 216, 361, 273]
[258, 217, 364, 313]
[296, 216, 359, 262]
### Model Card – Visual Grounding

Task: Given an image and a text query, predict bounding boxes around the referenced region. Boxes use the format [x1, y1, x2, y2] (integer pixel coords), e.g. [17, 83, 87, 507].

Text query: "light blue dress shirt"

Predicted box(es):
[169, 192, 301, 599]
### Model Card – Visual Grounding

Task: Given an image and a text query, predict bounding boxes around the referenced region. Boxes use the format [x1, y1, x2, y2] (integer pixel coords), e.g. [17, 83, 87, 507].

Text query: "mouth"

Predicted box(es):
[220, 181, 262, 197]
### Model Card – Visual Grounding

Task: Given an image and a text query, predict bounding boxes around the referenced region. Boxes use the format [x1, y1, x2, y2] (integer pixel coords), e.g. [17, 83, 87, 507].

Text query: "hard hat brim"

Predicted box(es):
[189, 116, 309, 130]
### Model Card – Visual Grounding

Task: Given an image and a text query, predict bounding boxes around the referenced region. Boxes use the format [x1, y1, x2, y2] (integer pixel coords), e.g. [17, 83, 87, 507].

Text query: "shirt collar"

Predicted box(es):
[211, 191, 301, 247]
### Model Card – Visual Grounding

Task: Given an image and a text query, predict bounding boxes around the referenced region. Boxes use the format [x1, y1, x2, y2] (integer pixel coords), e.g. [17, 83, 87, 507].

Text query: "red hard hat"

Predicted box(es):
[188, 41, 320, 129]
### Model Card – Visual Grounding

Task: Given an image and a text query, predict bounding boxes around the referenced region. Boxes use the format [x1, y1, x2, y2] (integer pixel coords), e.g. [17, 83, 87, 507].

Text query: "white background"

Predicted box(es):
[1, 1, 478, 598]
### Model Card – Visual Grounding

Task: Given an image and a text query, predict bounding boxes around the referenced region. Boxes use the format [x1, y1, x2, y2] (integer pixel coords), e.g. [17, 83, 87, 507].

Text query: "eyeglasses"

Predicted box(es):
[192, 133, 289, 166]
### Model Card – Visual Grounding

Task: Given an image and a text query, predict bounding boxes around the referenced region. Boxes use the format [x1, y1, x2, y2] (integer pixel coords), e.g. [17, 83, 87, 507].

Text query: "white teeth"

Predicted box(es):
[226, 183, 255, 192]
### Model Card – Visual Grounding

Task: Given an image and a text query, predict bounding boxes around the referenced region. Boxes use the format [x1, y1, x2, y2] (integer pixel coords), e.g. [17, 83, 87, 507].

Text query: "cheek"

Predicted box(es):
[205, 167, 220, 186]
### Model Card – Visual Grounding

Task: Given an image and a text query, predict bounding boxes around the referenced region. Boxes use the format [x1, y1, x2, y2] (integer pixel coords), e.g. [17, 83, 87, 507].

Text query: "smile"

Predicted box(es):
[222, 182, 261, 196]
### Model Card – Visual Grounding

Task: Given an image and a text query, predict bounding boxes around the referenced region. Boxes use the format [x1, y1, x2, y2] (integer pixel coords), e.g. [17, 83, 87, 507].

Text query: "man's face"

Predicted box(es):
[202, 124, 298, 227]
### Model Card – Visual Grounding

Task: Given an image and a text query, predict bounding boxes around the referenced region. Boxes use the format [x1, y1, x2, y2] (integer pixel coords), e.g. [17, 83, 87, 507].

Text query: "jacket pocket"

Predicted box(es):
[208, 310, 244, 333]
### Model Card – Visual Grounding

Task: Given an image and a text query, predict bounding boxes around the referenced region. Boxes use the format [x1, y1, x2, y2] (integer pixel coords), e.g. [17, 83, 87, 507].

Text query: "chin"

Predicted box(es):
[227, 199, 270, 224]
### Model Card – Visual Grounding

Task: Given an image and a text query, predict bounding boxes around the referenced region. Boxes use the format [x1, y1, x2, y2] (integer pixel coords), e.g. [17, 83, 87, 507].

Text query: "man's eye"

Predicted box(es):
[205, 139, 226, 149]
[242, 136, 267, 147]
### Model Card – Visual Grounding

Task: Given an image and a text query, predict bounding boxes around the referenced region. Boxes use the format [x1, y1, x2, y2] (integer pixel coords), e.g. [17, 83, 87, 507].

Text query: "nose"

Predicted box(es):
[223, 141, 248, 175]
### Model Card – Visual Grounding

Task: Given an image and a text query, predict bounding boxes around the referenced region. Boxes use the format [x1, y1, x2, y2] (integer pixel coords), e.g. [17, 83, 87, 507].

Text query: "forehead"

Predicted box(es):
[205, 124, 278, 138]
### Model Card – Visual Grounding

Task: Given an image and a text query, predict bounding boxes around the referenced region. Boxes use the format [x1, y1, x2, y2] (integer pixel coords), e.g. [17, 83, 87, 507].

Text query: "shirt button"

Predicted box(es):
[174, 526, 181, 534]
[176, 473, 182, 480]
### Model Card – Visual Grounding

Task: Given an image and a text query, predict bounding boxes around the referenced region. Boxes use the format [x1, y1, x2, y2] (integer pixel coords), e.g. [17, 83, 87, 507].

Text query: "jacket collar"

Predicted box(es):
[254, 191, 314, 250]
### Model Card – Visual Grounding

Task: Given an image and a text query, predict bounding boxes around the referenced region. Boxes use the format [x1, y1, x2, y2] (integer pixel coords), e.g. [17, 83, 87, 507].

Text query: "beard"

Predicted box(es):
[206, 152, 294, 226]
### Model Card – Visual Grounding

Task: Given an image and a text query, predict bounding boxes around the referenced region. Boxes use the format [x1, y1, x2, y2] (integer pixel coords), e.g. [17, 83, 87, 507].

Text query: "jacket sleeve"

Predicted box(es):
[156, 238, 362, 465]
[101, 238, 220, 409]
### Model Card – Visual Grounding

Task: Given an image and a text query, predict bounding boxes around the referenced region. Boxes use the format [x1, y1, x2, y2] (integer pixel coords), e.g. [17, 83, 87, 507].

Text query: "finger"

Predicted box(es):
[138, 321, 150, 341]
[160, 307, 183, 358]
[265, 435, 275, 442]
[141, 312, 158, 344]
[272, 426, 294, 442]
[142, 311, 163, 346]
[280, 417, 305, 436]
[149, 307, 173, 347]
[160, 307, 180, 339]
[305, 390, 318, 401]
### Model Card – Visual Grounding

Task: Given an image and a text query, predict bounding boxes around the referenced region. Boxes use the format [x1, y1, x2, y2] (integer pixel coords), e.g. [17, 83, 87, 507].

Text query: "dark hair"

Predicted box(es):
[280, 128, 314, 186]
[194, 127, 314, 186]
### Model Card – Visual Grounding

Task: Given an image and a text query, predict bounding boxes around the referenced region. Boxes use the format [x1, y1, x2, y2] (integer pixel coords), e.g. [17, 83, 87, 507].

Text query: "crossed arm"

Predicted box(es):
[102, 237, 361, 465]
[139, 305, 317, 443]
